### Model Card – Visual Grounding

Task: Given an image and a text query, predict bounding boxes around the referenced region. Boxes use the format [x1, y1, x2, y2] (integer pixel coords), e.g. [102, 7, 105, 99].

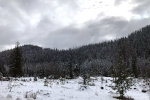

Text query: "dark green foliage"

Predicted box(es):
[132, 56, 138, 78]
[130, 45, 138, 78]
[0, 72, 3, 80]
[34, 76, 37, 81]
[0, 60, 6, 76]
[112, 40, 133, 98]
[68, 61, 73, 79]
[112, 57, 133, 98]
[9, 42, 23, 77]
[74, 64, 80, 77]
[82, 74, 90, 85]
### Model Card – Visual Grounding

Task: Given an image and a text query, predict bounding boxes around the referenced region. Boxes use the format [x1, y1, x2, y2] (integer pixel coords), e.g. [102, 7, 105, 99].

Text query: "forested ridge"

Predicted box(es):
[0, 25, 150, 78]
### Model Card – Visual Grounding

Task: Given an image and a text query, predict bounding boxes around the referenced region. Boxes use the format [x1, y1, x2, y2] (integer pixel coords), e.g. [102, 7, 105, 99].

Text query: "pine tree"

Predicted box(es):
[132, 55, 138, 78]
[0, 61, 5, 76]
[74, 64, 80, 77]
[130, 44, 138, 78]
[68, 61, 73, 79]
[9, 42, 23, 77]
[112, 41, 133, 99]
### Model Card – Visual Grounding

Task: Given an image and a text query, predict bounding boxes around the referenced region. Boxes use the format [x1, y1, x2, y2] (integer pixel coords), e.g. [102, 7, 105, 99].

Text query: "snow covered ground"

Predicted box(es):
[0, 77, 149, 100]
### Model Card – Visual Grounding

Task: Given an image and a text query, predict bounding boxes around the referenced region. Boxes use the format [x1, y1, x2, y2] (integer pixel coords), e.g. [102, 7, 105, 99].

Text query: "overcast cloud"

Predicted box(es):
[0, 0, 150, 51]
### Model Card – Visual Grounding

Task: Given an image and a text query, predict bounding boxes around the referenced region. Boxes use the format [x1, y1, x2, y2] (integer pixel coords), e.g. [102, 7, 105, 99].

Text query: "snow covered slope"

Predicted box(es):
[0, 77, 149, 100]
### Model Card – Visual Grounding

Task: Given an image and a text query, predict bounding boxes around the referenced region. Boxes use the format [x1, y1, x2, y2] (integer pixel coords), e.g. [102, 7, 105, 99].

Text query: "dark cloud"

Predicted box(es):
[40, 17, 150, 49]
[0, 0, 79, 50]
[131, 0, 150, 15]
[0, 0, 150, 50]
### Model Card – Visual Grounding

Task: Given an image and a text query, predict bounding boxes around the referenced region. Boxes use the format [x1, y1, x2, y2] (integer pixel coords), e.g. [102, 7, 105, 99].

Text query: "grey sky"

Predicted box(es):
[0, 0, 150, 51]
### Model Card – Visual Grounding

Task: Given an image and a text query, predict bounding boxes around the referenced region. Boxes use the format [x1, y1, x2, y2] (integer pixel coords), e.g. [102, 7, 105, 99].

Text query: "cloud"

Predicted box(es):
[0, 0, 79, 49]
[39, 17, 150, 49]
[115, 0, 150, 17]
[114, 0, 124, 5]
[131, 0, 150, 16]
[0, 0, 150, 51]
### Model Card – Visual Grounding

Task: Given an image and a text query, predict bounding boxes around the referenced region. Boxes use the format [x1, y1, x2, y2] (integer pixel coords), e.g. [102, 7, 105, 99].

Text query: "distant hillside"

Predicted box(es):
[0, 25, 150, 77]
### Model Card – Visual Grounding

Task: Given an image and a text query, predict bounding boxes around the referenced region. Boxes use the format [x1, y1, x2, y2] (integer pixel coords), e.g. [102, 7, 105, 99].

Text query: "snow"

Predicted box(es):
[0, 77, 149, 100]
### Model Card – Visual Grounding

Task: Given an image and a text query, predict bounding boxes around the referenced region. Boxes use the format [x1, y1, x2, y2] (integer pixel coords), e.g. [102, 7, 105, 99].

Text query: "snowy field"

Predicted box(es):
[0, 77, 149, 100]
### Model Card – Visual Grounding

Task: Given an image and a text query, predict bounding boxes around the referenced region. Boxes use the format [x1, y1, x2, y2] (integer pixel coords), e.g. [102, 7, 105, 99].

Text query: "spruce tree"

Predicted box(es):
[74, 64, 80, 77]
[112, 40, 133, 99]
[68, 61, 73, 79]
[9, 42, 23, 77]
[0, 61, 5, 76]
[132, 55, 138, 78]
[131, 46, 138, 78]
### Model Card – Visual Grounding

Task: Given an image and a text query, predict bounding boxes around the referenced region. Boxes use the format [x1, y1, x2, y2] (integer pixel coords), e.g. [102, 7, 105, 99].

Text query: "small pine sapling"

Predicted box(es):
[44, 78, 48, 86]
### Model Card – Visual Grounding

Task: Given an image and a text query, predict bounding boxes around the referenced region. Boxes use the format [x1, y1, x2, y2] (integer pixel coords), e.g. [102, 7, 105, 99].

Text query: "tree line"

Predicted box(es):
[0, 25, 150, 79]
